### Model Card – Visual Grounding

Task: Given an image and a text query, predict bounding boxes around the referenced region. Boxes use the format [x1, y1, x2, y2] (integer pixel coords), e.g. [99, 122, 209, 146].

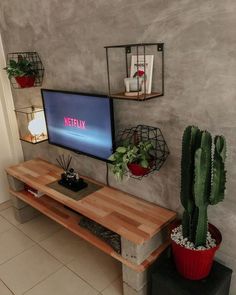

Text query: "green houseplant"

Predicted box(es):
[4, 57, 38, 88]
[171, 125, 226, 280]
[109, 140, 154, 180]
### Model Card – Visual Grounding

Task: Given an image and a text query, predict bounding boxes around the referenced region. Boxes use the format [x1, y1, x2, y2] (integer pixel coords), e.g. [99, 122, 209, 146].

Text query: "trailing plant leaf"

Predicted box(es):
[116, 146, 126, 153]
[4, 58, 38, 79]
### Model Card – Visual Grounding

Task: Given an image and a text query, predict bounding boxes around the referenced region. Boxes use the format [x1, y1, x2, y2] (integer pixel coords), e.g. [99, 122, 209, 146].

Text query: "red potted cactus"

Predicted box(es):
[171, 126, 227, 280]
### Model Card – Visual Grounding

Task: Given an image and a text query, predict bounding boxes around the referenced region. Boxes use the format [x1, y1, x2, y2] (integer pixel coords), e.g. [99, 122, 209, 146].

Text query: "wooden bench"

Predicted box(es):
[6, 158, 176, 295]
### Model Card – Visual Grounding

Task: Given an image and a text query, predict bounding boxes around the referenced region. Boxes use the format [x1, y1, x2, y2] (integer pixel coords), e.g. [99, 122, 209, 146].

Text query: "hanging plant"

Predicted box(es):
[4, 56, 38, 88]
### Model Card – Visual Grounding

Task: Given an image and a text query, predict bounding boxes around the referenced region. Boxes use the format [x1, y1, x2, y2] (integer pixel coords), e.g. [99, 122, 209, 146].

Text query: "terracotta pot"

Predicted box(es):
[171, 222, 222, 280]
[15, 76, 36, 88]
[127, 163, 151, 176]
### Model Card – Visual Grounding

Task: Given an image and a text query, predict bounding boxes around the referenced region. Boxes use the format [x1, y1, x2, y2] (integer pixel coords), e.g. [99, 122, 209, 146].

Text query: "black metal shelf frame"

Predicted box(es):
[6, 51, 44, 89]
[116, 125, 169, 179]
[104, 43, 164, 101]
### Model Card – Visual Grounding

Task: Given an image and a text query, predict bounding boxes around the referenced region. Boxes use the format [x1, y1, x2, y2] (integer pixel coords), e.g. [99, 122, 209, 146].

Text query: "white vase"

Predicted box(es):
[124, 77, 144, 93]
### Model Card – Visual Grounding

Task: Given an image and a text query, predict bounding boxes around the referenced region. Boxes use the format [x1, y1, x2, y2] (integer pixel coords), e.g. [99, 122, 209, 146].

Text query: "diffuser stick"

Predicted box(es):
[66, 156, 72, 171]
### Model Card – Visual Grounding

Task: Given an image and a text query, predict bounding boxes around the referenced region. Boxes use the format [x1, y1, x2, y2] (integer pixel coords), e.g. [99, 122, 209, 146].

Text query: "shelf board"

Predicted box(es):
[109, 92, 163, 101]
[20, 134, 48, 144]
[9, 189, 170, 272]
[6, 159, 176, 246]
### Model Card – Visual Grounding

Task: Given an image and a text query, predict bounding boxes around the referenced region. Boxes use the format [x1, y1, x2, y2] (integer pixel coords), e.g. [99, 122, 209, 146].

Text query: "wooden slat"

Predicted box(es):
[110, 92, 161, 101]
[6, 158, 177, 245]
[9, 189, 168, 272]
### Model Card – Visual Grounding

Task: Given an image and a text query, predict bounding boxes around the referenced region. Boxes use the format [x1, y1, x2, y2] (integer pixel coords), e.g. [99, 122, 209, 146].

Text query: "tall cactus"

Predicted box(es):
[181, 126, 226, 246]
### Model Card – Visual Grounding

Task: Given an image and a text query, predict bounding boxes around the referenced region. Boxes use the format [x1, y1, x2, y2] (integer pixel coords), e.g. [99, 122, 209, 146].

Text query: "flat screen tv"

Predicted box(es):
[41, 89, 115, 162]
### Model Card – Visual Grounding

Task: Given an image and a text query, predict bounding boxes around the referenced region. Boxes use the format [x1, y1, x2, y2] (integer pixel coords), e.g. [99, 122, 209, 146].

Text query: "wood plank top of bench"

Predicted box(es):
[6, 158, 176, 245]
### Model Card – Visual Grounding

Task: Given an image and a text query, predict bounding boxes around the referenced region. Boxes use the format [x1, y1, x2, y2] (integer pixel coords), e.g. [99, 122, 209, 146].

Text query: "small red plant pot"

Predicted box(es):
[15, 76, 36, 88]
[171, 223, 222, 280]
[128, 163, 151, 176]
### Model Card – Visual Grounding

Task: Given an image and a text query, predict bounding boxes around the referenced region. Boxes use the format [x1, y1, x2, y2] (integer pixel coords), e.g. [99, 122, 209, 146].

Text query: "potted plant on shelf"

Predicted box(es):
[109, 140, 154, 180]
[171, 125, 226, 280]
[4, 57, 38, 88]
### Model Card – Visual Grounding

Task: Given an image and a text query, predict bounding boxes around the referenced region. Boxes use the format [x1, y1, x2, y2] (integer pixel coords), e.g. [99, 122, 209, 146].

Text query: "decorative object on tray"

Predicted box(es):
[171, 126, 227, 280]
[14, 106, 48, 144]
[108, 125, 169, 180]
[79, 216, 121, 253]
[56, 155, 87, 192]
[4, 52, 44, 88]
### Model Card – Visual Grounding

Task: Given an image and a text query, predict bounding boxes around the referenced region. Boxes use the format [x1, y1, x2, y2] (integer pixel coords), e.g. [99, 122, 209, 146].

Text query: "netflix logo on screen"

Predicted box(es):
[64, 117, 86, 129]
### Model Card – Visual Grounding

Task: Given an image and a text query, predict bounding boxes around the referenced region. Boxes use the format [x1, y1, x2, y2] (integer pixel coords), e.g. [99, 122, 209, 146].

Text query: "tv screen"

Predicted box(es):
[41, 89, 114, 161]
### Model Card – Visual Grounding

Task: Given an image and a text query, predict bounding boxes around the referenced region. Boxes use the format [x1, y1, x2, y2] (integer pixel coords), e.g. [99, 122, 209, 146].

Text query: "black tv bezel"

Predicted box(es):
[41, 88, 115, 163]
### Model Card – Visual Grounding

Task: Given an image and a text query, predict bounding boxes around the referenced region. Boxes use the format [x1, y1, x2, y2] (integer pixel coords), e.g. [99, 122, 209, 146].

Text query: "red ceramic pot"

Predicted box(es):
[171, 223, 222, 280]
[127, 163, 151, 176]
[15, 76, 36, 88]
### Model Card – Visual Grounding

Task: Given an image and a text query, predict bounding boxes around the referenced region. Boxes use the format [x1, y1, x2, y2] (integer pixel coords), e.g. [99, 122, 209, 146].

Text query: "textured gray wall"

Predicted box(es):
[1, 0, 236, 292]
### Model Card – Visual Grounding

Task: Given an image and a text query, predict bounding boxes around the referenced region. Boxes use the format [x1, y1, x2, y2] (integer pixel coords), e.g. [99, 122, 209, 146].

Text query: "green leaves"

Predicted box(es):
[116, 146, 126, 153]
[108, 140, 154, 181]
[4, 58, 38, 79]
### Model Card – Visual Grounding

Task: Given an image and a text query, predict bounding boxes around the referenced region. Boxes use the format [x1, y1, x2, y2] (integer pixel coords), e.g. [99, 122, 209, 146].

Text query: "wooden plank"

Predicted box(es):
[9, 189, 168, 272]
[110, 92, 161, 101]
[6, 158, 177, 245]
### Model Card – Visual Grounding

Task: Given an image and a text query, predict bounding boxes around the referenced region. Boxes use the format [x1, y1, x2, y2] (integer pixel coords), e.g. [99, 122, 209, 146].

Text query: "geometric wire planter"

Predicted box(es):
[6, 52, 44, 89]
[116, 125, 169, 179]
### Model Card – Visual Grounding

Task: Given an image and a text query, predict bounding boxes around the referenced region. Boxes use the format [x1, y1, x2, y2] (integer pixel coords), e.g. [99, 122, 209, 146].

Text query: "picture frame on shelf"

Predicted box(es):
[130, 54, 154, 94]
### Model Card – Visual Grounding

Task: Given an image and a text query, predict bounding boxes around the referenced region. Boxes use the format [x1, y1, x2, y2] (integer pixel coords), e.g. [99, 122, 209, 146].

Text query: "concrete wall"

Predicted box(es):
[0, 0, 236, 292]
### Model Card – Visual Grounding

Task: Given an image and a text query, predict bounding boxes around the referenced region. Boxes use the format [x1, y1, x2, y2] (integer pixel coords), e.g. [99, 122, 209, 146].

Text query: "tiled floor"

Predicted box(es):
[0, 200, 123, 295]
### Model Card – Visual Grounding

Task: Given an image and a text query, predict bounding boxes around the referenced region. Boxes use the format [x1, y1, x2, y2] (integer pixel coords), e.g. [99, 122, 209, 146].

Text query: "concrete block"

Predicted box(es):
[123, 282, 147, 295]
[14, 206, 40, 224]
[122, 264, 147, 291]
[7, 175, 24, 191]
[10, 194, 28, 209]
[121, 227, 168, 264]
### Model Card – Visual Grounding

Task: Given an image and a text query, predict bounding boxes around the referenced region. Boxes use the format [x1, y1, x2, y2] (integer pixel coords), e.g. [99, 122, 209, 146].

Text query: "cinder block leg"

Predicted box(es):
[10, 194, 28, 209]
[7, 174, 41, 223]
[121, 228, 168, 264]
[122, 265, 147, 291]
[14, 206, 40, 224]
[7, 175, 24, 191]
[7, 175, 28, 209]
[123, 282, 147, 295]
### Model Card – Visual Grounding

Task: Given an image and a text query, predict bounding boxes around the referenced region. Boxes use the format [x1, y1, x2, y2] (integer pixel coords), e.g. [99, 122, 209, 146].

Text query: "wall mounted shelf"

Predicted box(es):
[6, 51, 44, 88]
[116, 125, 169, 179]
[104, 43, 164, 101]
[14, 105, 48, 144]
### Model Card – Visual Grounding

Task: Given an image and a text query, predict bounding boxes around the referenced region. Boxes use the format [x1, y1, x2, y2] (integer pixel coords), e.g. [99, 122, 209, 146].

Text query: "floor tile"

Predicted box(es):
[0, 201, 12, 212]
[24, 266, 98, 295]
[0, 280, 13, 295]
[17, 215, 62, 242]
[0, 227, 35, 264]
[102, 277, 123, 295]
[0, 207, 20, 226]
[0, 245, 62, 295]
[67, 242, 121, 292]
[0, 215, 13, 234]
[40, 228, 86, 264]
